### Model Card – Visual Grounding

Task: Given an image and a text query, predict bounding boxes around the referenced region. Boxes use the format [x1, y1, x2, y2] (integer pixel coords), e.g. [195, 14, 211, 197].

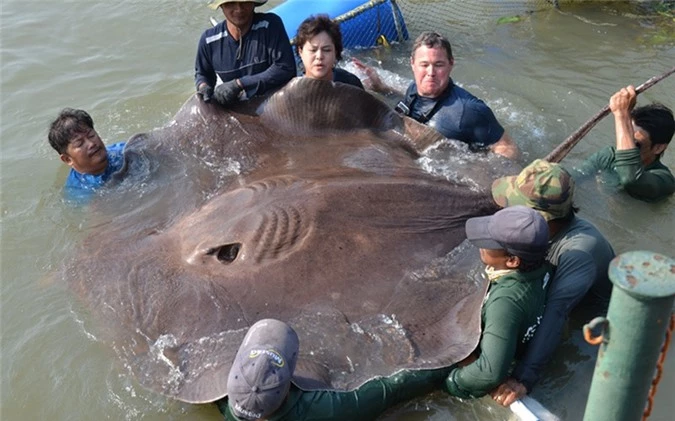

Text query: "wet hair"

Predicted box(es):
[411, 31, 453, 62]
[48, 108, 95, 154]
[295, 15, 343, 61]
[631, 103, 674, 150]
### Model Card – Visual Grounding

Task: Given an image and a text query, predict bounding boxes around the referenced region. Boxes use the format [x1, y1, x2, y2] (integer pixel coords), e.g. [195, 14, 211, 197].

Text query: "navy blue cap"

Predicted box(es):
[465, 205, 549, 261]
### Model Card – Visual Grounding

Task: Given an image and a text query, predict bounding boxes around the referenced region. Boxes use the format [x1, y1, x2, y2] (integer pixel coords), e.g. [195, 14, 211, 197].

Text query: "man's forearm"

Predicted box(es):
[614, 110, 637, 151]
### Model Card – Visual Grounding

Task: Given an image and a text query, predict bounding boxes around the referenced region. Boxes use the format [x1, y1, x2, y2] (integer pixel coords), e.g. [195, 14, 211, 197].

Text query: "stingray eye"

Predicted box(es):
[206, 243, 241, 263]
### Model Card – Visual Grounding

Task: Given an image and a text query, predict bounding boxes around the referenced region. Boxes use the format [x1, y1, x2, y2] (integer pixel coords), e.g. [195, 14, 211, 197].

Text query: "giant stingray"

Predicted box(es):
[65, 78, 519, 404]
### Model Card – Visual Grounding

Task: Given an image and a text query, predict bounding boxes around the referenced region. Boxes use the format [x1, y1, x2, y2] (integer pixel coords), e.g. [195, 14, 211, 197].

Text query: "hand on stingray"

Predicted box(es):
[214, 80, 243, 106]
[352, 58, 387, 94]
[490, 377, 528, 407]
[197, 84, 214, 103]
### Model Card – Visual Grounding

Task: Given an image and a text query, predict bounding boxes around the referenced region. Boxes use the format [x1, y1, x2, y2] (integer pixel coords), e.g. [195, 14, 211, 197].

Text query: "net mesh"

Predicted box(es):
[333, 0, 559, 48]
[334, 0, 408, 48]
[265, 0, 673, 49]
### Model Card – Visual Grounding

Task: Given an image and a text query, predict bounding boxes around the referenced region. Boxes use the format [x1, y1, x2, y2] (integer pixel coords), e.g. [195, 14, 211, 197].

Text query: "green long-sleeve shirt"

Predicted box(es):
[444, 264, 551, 399]
[580, 146, 675, 202]
[217, 367, 451, 421]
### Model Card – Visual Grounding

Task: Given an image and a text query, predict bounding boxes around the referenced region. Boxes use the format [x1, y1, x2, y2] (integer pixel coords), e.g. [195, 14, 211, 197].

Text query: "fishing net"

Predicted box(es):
[333, 0, 560, 48]
[333, 0, 409, 48]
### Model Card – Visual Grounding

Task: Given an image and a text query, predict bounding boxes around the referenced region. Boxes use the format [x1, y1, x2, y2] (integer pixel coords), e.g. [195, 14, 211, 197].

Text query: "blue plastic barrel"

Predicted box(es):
[271, 0, 408, 48]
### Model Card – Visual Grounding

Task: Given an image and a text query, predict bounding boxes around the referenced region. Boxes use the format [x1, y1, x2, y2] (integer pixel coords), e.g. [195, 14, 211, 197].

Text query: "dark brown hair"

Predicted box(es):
[295, 14, 343, 61]
[48, 108, 94, 154]
[411, 31, 453, 62]
[632, 103, 674, 149]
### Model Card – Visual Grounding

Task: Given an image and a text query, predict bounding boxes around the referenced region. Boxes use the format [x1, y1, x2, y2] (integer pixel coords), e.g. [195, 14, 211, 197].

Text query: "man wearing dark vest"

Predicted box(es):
[356, 31, 519, 159]
[195, 0, 295, 106]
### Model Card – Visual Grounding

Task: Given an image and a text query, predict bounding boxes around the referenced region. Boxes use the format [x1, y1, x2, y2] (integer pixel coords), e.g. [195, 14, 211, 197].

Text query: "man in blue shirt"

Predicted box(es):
[355, 31, 519, 159]
[48, 108, 125, 197]
[195, 0, 296, 106]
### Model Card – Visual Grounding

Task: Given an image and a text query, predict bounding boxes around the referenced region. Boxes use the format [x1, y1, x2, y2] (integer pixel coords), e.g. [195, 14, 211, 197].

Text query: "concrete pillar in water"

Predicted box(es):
[583, 251, 675, 421]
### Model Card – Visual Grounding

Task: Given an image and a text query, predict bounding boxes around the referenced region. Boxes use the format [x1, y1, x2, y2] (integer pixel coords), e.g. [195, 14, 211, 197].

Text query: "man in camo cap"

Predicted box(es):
[488, 159, 615, 407]
[491, 159, 575, 221]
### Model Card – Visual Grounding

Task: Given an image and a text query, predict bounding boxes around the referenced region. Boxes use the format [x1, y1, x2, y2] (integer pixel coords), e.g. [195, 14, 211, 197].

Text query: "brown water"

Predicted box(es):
[1, 1, 673, 420]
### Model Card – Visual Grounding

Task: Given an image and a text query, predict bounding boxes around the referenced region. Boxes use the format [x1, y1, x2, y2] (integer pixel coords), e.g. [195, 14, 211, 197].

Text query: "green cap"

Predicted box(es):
[208, 0, 267, 10]
[491, 159, 575, 221]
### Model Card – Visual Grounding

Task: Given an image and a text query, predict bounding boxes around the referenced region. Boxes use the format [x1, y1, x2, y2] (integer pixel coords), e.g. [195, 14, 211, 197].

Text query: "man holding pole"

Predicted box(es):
[579, 85, 674, 202]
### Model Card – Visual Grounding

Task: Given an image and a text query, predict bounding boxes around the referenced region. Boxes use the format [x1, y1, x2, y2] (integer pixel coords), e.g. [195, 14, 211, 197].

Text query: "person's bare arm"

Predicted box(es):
[610, 85, 637, 151]
[490, 132, 520, 159]
[352, 59, 405, 96]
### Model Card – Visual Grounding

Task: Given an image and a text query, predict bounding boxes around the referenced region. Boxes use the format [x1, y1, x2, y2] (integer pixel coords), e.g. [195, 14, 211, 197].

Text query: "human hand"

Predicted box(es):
[197, 84, 214, 103]
[213, 80, 243, 106]
[489, 377, 528, 407]
[352, 58, 386, 93]
[609, 85, 636, 117]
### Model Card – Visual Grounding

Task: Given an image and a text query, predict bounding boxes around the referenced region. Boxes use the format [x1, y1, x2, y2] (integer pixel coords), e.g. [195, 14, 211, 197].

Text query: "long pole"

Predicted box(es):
[544, 66, 675, 163]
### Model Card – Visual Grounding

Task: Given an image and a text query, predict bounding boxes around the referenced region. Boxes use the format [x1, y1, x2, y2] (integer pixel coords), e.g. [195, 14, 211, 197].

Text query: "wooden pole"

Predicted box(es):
[544, 65, 675, 163]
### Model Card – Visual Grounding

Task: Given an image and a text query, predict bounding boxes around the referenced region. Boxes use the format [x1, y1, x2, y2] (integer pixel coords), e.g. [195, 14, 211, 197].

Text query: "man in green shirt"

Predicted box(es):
[580, 85, 674, 202]
[444, 206, 552, 399]
[218, 318, 450, 420]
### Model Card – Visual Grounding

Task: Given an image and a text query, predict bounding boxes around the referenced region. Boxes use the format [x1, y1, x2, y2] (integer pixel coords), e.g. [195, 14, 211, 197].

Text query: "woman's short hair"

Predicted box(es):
[295, 14, 343, 61]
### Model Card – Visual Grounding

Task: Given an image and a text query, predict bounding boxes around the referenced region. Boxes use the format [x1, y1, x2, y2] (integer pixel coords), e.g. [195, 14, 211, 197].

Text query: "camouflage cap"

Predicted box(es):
[491, 159, 574, 221]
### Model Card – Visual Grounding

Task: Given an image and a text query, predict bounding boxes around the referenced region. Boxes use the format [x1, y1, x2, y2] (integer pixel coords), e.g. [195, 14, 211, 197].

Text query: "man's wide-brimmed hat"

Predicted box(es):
[208, 0, 268, 10]
[491, 159, 575, 221]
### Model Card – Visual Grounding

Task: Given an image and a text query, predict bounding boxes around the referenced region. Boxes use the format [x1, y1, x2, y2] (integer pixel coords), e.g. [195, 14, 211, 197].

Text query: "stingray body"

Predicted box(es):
[67, 78, 516, 403]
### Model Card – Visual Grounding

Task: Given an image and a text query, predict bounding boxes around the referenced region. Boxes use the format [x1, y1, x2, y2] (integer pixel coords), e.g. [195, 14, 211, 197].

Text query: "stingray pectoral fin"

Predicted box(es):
[108, 133, 148, 183]
[401, 115, 445, 153]
[261, 77, 401, 136]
